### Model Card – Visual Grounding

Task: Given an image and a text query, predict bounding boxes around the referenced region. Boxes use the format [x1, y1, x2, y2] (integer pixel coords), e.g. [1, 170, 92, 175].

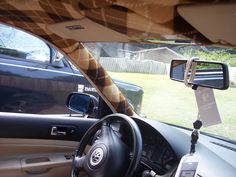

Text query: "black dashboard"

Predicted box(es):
[107, 116, 236, 177]
[111, 118, 179, 176]
[133, 118, 236, 177]
[134, 119, 178, 176]
[137, 121, 178, 175]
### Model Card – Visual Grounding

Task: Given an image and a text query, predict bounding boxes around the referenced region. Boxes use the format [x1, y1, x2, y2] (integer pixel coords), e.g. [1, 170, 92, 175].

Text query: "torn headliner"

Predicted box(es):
[0, 0, 234, 116]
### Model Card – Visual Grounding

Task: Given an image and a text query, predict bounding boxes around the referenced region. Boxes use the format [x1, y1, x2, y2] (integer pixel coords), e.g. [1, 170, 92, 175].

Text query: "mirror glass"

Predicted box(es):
[170, 60, 229, 90]
[68, 93, 91, 113]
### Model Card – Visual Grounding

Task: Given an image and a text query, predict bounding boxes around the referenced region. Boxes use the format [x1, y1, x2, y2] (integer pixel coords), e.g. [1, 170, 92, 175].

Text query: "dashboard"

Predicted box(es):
[111, 119, 179, 176]
[134, 119, 178, 177]
[134, 118, 236, 177]
[109, 117, 236, 177]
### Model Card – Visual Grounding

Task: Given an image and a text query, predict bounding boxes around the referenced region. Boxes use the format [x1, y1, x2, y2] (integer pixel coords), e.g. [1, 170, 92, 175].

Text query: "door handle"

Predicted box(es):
[51, 126, 67, 136]
[50, 125, 76, 136]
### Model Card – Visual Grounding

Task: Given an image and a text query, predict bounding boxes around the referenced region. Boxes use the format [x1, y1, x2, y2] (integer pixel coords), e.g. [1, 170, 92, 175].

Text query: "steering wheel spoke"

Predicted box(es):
[74, 155, 86, 170]
[71, 152, 87, 177]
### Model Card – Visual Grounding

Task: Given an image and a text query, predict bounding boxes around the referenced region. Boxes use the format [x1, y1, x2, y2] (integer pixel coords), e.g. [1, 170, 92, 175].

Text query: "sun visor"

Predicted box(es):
[178, 3, 236, 46]
[47, 18, 129, 42]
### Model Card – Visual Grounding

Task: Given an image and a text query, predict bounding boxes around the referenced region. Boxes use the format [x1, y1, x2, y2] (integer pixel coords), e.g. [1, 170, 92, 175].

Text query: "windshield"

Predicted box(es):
[84, 42, 236, 141]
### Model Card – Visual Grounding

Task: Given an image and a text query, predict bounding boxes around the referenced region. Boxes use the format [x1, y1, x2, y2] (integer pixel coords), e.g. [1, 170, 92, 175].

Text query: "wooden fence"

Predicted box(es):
[99, 57, 168, 74]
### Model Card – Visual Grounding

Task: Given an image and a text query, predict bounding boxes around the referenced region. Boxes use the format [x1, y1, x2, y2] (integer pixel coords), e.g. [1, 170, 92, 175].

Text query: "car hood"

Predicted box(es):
[0, 0, 235, 116]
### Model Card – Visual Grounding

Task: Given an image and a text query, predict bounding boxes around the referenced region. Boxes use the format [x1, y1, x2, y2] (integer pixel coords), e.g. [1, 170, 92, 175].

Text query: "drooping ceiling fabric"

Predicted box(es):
[0, 0, 233, 116]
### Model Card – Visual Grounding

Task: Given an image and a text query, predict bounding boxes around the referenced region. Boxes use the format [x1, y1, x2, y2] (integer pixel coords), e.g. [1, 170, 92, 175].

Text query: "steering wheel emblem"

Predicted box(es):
[90, 147, 104, 166]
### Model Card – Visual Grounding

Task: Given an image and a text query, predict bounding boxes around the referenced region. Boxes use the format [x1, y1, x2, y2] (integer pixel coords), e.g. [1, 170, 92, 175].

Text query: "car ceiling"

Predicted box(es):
[0, 0, 235, 116]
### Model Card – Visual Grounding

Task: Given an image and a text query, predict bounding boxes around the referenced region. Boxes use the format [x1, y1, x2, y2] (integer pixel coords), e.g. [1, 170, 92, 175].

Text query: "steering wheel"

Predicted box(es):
[71, 113, 142, 177]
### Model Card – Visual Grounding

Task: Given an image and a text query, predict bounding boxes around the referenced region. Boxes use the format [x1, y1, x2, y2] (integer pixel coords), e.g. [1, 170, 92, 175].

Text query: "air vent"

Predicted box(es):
[211, 141, 236, 152]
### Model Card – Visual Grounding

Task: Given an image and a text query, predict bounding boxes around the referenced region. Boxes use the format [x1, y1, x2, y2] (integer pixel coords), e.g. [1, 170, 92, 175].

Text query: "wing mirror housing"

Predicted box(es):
[66, 92, 98, 117]
[170, 60, 229, 90]
[52, 57, 64, 68]
[51, 47, 64, 68]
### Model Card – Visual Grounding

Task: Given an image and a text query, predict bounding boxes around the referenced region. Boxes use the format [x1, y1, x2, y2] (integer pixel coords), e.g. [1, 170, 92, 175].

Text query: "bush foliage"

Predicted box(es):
[181, 48, 236, 67]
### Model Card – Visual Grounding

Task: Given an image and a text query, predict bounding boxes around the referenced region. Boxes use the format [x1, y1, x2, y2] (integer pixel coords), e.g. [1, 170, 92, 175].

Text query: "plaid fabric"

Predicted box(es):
[0, 0, 230, 116]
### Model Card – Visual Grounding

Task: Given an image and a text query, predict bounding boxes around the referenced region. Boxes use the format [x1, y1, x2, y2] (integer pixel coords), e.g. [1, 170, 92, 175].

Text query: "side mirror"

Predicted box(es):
[51, 48, 64, 68]
[66, 92, 98, 116]
[52, 58, 64, 68]
[170, 60, 229, 90]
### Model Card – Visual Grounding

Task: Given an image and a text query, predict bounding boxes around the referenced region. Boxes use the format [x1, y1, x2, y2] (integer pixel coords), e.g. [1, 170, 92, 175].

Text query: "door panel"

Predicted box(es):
[0, 139, 77, 156]
[0, 112, 96, 141]
[0, 162, 71, 177]
[0, 140, 73, 177]
[0, 113, 96, 177]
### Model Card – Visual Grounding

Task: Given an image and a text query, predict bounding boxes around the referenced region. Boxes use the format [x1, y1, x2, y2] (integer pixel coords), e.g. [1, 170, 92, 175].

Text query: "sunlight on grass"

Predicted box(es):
[109, 72, 236, 141]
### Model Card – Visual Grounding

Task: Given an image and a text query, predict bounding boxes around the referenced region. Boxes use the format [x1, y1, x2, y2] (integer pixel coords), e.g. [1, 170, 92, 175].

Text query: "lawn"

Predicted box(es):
[109, 72, 236, 141]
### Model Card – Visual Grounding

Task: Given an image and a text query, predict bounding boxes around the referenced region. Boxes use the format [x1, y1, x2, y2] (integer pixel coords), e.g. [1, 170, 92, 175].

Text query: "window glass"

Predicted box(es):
[0, 24, 73, 115]
[0, 24, 50, 62]
[84, 42, 236, 141]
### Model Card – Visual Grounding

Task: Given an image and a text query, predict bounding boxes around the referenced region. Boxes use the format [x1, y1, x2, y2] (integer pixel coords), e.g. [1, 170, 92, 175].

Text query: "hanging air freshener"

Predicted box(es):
[175, 120, 202, 177]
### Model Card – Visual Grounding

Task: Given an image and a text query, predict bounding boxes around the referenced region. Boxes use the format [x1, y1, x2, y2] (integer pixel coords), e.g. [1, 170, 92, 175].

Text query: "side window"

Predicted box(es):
[0, 24, 75, 115]
[0, 24, 50, 63]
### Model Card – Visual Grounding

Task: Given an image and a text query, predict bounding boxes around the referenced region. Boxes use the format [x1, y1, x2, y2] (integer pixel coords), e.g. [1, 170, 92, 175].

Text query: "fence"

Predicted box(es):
[99, 57, 168, 74]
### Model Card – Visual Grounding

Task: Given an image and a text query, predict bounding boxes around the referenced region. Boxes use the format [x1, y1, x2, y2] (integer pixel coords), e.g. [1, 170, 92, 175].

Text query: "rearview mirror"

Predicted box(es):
[170, 60, 229, 90]
[66, 93, 98, 116]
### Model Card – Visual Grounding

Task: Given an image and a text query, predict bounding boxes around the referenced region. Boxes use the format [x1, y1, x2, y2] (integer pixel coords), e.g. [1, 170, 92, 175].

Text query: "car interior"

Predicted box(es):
[0, 1, 236, 177]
